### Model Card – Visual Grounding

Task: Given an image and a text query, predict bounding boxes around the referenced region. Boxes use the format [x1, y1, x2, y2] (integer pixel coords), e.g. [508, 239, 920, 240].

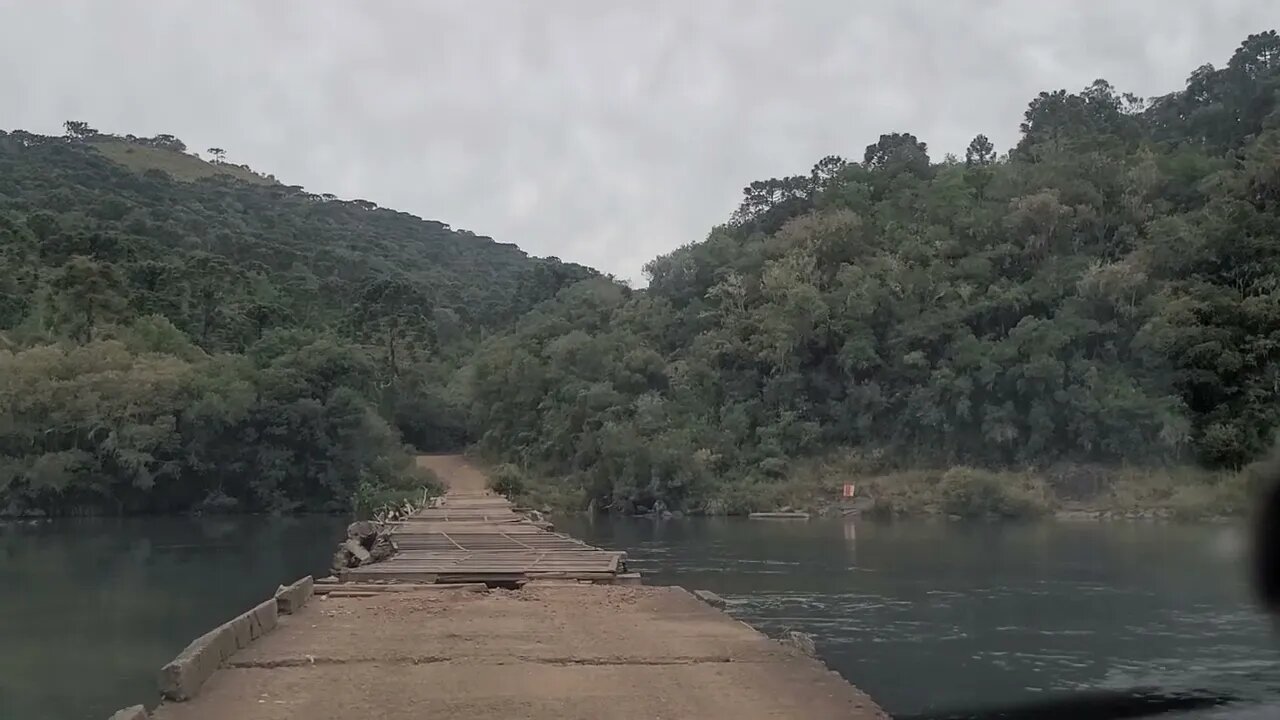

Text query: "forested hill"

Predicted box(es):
[467, 30, 1280, 516]
[0, 129, 594, 335]
[5, 31, 1279, 519]
[0, 127, 593, 516]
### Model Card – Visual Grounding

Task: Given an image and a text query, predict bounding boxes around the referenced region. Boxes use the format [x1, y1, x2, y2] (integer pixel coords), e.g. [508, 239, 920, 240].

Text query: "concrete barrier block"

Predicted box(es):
[274, 575, 314, 614]
[108, 705, 148, 720]
[228, 610, 254, 649]
[693, 589, 728, 608]
[158, 596, 281, 701]
[248, 598, 278, 640]
[158, 624, 236, 701]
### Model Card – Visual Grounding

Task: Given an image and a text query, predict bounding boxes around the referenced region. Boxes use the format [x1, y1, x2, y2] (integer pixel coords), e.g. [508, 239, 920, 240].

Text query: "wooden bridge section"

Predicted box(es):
[341, 490, 635, 585]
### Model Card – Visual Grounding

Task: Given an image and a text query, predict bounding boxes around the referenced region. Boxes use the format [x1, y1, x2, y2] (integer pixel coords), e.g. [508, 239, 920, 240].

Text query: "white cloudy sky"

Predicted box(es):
[1, 1, 1275, 282]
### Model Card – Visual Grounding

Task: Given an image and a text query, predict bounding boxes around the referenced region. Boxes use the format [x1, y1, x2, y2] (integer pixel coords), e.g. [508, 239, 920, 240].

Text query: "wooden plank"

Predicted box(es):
[314, 583, 486, 594]
[353, 486, 623, 584]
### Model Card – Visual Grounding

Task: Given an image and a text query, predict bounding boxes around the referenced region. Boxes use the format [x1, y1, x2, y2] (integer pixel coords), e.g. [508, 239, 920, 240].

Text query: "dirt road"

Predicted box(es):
[152, 584, 885, 720]
[417, 453, 489, 494]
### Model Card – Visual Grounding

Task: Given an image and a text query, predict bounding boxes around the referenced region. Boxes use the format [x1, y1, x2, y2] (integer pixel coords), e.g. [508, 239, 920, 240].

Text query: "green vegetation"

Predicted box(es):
[485, 463, 529, 499]
[4, 32, 1279, 519]
[464, 31, 1280, 518]
[0, 124, 592, 516]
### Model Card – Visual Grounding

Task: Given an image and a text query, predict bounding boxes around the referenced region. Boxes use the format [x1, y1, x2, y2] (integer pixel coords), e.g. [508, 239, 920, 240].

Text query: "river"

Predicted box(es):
[2, 516, 1278, 719]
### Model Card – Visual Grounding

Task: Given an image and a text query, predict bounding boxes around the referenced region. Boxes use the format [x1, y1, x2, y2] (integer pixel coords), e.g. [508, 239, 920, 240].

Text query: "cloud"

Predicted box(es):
[1, 0, 1274, 282]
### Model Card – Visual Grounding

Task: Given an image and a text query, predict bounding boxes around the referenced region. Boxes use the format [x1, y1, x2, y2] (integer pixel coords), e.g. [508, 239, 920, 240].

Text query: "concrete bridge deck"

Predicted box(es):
[145, 456, 887, 720]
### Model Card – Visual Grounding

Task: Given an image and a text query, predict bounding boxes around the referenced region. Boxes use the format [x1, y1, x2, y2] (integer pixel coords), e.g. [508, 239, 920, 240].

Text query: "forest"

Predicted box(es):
[2, 30, 1278, 517]
[467, 31, 1280, 517]
[0, 127, 593, 515]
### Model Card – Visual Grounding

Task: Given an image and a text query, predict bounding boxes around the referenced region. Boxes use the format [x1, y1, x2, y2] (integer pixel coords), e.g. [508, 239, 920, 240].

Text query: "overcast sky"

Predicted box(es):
[1, 1, 1275, 282]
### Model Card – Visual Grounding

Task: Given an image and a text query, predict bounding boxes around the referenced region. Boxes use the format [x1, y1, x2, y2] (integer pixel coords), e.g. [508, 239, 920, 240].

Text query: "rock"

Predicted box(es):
[661, 510, 674, 520]
[779, 505, 793, 513]
[346, 521, 379, 547]
[343, 538, 372, 563]
[331, 549, 354, 572]
[108, 705, 149, 720]
[368, 540, 394, 563]
[653, 499, 668, 515]
[669, 510, 684, 519]
[779, 630, 817, 658]
[693, 589, 727, 608]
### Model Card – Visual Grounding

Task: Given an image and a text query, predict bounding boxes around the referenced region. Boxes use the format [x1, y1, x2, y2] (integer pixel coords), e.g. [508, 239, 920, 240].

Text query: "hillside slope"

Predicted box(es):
[0, 129, 593, 515]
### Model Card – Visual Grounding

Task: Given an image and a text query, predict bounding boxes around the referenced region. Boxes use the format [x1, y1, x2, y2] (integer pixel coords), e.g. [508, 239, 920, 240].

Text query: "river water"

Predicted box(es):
[2, 516, 1278, 719]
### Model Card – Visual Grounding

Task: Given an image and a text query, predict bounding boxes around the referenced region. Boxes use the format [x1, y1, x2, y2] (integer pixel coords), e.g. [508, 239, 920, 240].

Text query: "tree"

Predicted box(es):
[349, 277, 434, 376]
[964, 134, 996, 167]
[147, 134, 187, 152]
[207, 147, 226, 163]
[63, 121, 97, 140]
[50, 256, 127, 342]
[863, 132, 930, 176]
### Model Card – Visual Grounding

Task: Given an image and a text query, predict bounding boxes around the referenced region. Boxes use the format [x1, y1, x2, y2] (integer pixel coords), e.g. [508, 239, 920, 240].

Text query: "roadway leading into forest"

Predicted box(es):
[151, 456, 887, 720]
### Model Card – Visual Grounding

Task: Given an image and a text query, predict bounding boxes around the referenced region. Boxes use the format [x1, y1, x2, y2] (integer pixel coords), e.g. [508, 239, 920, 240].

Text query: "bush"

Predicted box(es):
[936, 467, 1049, 518]
[487, 463, 527, 498]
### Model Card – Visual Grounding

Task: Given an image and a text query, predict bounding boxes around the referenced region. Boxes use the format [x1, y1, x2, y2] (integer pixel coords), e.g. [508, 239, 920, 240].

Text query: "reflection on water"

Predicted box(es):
[559, 517, 1280, 718]
[0, 516, 344, 719]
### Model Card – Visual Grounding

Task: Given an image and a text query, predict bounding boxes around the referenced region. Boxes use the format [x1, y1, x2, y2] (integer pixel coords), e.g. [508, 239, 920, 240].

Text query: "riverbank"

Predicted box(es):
[502, 453, 1264, 521]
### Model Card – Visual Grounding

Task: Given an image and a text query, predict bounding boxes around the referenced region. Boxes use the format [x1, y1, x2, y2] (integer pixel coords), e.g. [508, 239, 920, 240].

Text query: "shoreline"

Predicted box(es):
[503, 456, 1263, 523]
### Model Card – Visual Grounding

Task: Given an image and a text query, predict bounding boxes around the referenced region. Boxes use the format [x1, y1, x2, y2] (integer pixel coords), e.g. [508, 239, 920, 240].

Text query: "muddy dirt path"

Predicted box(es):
[416, 453, 489, 494]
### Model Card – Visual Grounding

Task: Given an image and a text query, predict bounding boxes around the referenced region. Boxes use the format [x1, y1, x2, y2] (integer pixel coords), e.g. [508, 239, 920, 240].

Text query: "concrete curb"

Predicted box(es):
[693, 589, 728, 608]
[275, 575, 314, 614]
[158, 597, 278, 701]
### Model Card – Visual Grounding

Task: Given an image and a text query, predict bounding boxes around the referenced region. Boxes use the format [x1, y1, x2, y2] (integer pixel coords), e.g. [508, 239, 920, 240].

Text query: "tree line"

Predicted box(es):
[465, 31, 1280, 514]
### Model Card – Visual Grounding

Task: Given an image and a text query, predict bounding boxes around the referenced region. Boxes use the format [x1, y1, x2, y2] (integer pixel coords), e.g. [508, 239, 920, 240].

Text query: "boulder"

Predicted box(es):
[343, 538, 372, 563]
[332, 548, 354, 572]
[346, 521, 379, 548]
[368, 540, 394, 563]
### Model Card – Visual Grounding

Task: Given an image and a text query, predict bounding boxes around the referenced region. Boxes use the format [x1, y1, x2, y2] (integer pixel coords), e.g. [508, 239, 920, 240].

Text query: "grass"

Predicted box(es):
[88, 139, 276, 185]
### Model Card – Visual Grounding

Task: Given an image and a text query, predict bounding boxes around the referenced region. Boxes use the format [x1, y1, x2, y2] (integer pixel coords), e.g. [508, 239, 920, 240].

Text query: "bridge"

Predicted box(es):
[124, 456, 886, 720]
